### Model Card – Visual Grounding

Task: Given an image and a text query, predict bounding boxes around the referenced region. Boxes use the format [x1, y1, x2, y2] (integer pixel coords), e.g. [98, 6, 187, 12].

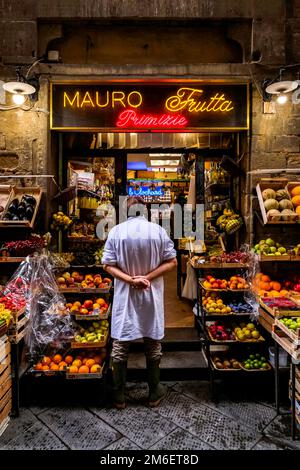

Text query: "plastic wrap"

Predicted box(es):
[1, 257, 34, 313]
[24, 255, 74, 361]
[239, 244, 260, 320]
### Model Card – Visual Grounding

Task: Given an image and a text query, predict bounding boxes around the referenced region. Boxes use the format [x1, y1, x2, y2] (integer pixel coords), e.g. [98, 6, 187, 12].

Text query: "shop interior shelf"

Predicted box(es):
[0, 257, 25, 263]
[59, 287, 111, 294]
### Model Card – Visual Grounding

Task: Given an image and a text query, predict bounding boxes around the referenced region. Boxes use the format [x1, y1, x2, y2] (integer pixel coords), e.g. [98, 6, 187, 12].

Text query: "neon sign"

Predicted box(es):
[128, 186, 164, 197]
[51, 81, 249, 131]
[165, 88, 234, 113]
[116, 110, 188, 128]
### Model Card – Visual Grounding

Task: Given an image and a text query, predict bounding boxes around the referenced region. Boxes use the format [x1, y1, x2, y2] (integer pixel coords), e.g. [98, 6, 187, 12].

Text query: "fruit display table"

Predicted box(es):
[192, 260, 272, 399]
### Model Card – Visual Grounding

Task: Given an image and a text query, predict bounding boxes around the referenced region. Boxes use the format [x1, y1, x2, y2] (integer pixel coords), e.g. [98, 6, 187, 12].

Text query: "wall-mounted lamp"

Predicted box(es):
[262, 65, 299, 105]
[2, 80, 36, 106]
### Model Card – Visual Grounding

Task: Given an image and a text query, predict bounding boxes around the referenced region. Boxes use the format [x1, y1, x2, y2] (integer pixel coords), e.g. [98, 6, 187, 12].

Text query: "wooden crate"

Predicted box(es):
[0, 389, 12, 428]
[258, 306, 274, 334]
[0, 185, 12, 218]
[275, 318, 300, 345]
[272, 326, 300, 361]
[0, 186, 42, 228]
[8, 308, 28, 344]
[256, 178, 298, 225]
[0, 336, 11, 366]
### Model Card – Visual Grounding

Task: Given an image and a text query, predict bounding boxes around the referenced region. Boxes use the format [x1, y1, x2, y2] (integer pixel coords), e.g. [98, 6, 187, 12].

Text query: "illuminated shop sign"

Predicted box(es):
[128, 186, 164, 197]
[50, 81, 249, 131]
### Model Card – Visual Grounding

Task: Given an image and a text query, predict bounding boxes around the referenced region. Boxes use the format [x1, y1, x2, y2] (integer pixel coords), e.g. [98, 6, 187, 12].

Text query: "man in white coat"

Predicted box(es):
[102, 196, 177, 409]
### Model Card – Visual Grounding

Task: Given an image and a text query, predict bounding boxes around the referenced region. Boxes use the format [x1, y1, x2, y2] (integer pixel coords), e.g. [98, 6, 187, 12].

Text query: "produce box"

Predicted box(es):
[275, 318, 300, 345]
[256, 178, 298, 225]
[0, 335, 11, 434]
[211, 353, 241, 371]
[272, 326, 300, 361]
[8, 307, 28, 344]
[66, 363, 104, 380]
[0, 185, 12, 215]
[0, 186, 42, 228]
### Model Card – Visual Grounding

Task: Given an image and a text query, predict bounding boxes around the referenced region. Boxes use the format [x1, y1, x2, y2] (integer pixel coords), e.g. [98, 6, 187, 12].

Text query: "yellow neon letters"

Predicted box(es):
[63, 90, 143, 109]
[165, 88, 234, 113]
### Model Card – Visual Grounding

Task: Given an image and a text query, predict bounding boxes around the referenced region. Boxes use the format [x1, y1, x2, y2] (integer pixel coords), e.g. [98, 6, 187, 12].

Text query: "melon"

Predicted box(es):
[276, 189, 290, 201]
[291, 195, 300, 207]
[278, 199, 293, 210]
[281, 209, 297, 221]
[266, 209, 281, 221]
[264, 199, 279, 211]
[262, 188, 276, 200]
[291, 186, 300, 197]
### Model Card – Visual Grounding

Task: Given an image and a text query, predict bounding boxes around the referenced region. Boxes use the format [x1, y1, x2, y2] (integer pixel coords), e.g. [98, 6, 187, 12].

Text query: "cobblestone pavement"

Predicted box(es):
[0, 381, 299, 450]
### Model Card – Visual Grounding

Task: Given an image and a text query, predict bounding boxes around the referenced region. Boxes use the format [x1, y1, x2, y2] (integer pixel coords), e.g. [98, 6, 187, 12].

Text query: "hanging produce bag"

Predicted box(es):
[182, 260, 198, 300]
[24, 255, 74, 361]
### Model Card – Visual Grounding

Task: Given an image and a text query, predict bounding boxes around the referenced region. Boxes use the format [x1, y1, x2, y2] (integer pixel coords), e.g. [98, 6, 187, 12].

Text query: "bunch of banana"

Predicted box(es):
[216, 209, 243, 234]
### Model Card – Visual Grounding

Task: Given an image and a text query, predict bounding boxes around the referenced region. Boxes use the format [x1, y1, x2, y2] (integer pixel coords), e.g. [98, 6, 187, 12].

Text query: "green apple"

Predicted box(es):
[266, 238, 275, 247]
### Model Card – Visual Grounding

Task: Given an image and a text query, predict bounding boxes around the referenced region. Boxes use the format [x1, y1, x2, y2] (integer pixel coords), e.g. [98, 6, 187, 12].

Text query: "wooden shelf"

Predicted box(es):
[0, 257, 25, 263]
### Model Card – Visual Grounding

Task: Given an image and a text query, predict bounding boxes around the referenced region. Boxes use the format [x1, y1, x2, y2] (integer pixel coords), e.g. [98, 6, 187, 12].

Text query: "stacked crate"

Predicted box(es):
[0, 333, 12, 436]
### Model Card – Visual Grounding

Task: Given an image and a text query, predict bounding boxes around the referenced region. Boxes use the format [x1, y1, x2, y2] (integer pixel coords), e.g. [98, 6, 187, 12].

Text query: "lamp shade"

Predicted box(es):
[2, 81, 36, 95]
[265, 80, 298, 95]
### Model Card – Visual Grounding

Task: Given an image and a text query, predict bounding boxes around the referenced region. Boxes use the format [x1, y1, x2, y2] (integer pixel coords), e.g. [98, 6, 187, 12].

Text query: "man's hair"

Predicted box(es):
[126, 196, 146, 209]
[124, 195, 146, 217]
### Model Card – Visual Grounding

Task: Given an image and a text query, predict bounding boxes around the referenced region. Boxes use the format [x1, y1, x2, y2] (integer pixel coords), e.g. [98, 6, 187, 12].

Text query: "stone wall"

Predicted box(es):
[0, 0, 299, 242]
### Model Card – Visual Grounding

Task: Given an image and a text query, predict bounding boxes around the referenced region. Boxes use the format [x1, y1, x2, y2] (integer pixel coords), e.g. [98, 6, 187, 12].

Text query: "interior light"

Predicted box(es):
[12, 93, 26, 105]
[149, 153, 182, 157]
[276, 93, 288, 104]
[150, 160, 179, 166]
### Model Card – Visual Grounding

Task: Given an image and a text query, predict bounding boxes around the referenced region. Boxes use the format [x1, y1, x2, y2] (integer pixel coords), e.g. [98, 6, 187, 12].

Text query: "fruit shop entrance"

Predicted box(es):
[54, 131, 244, 333]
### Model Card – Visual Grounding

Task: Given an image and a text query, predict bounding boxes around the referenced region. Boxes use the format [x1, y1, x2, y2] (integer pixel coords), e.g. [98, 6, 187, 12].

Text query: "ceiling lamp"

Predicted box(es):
[3, 81, 36, 106]
[276, 93, 288, 104]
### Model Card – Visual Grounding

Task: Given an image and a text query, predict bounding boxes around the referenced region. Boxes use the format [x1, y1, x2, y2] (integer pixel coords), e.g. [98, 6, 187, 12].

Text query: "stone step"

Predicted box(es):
[127, 349, 208, 381]
[129, 327, 203, 352]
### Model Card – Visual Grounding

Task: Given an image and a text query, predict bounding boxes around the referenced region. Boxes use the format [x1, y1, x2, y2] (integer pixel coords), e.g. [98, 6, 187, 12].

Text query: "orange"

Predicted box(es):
[53, 354, 62, 364]
[50, 364, 59, 371]
[58, 361, 67, 367]
[93, 303, 100, 310]
[59, 363, 67, 371]
[280, 289, 289, 296]
[34, 363, 43, 371]
[42, 365, 50, 371]
[90, 364, 101, 373]
[65, 355, 73, 365]
[261, 275, 271, 282]
[42, 356, 51, 365]
[96, 298, 105, 306]
[78, 365, 89, 374]
[73, 301, 81, 307]
[270, 281, 281, 292]
[72, 359, 82, 368]
[86, 359, 95, 368]
[69, 365, 78, 373]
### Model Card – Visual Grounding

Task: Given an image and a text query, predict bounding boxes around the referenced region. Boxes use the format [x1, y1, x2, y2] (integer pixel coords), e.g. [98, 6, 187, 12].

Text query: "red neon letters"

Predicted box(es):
[116, 109, 188, 129]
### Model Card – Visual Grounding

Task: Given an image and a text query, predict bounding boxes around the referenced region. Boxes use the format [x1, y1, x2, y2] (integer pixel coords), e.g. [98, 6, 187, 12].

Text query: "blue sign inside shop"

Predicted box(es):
[128, 186, 164, 197]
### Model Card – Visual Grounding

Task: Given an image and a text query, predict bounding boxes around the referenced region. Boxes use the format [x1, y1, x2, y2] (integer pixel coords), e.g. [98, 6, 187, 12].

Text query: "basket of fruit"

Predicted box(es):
[200, 276, 228, 291]
[71, 321, 109, 348]
[212, 354, 241, 371]
[207, 322, 236, 342]
[256, 179, 299, 224]
[203, 295, 232, 315]
[241, 353, 272, 371]
[233, 323, 264, 342]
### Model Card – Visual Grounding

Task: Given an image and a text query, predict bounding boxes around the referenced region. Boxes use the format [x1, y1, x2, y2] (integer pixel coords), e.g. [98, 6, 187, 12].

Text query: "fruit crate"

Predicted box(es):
[8, 307, 28, 344]
[272, 326, 300, 361]
[259, 298, 300, 318]
[207, 328, 237, 344]
[240, 361, 272, 372]
[0, 335, 11, 434]
[259, 254, 291, 262]
[66, 363, 105, 380]
[71, 331, 109, 349]
[256, 178, 299, 225]
[0, 186, 42, 228]
[274, 318, 300, 345]
[0, 185, 12, 215]
[211, 354, 242, 371]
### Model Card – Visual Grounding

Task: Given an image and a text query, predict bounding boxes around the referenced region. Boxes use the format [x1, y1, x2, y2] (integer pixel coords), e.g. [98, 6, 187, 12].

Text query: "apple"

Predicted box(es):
[71, 271, 80, 278]
[84, 300, 93, 309]
[66, 277, 75, 285]
[57, 277, 66, 284]
[62, 272, 71, 279]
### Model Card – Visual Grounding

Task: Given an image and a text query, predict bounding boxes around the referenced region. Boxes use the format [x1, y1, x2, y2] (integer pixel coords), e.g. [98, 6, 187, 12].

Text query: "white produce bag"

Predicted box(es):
[182, 260, 198, 300]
